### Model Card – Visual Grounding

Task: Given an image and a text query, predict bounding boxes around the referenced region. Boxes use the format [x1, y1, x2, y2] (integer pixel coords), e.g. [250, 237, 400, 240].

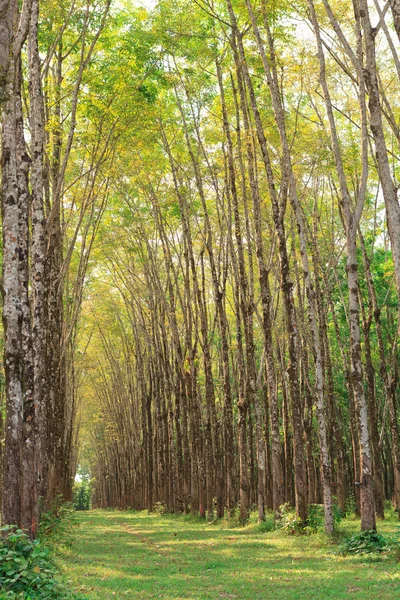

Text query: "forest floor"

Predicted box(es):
[58, 510, 400, 600]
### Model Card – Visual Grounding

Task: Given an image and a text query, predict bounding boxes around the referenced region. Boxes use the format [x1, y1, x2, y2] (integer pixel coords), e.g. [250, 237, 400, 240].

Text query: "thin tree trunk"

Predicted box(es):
[308, 0, 376, 531]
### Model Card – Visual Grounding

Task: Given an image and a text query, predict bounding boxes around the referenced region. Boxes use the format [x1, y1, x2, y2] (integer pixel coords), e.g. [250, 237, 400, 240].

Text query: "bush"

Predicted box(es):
[306, 504, 342, 533]
[0, 526, 76, 599]
[276, 503, 342, 535]
[153, 501, 168, 515]
[341, 527, 400, 560]
[345, 493, 357, 517]
[341, 530, 388, 555]
[38, 498, 75, 546]
[386, 528, 400, 562]
[276, 503, 304, 535]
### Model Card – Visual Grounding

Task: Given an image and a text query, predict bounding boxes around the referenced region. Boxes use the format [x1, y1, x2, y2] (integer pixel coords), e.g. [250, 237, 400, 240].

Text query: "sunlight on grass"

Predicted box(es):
[57, 510, 400, 600]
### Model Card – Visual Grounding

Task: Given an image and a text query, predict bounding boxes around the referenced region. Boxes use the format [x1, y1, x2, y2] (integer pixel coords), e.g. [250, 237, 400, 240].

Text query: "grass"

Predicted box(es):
[57, 509, 400, 599]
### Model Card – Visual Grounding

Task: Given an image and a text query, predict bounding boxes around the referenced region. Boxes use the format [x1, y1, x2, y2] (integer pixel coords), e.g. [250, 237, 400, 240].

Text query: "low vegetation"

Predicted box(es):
[57, 510, 400, 600]
[0, 503, 79, 600]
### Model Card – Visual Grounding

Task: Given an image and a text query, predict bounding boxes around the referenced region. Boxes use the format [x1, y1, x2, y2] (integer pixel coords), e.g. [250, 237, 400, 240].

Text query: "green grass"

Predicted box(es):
[57, 509, 400, 599]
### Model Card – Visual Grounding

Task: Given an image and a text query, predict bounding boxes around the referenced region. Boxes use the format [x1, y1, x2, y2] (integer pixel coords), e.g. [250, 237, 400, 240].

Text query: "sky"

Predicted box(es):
[135, 0, 157, 9]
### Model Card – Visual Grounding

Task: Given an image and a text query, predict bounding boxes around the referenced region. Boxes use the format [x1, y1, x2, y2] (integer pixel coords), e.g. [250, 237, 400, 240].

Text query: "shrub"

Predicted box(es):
[276, 503, 342, 535]
[257, 518, 275, 533]
[345, 493, 357, 517]
[276, 503, 304, 535]
[153, 501, 168, 515]
[306, 504, 342, 533]
[386, 528, 400, 562]
[38, 497, 75, 546]
[0, 526, 76, 599]
[341, 530, 388, 555]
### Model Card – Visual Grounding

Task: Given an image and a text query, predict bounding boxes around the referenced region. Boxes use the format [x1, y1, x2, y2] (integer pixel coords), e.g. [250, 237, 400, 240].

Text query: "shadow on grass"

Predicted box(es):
[59, 510, 400, 600]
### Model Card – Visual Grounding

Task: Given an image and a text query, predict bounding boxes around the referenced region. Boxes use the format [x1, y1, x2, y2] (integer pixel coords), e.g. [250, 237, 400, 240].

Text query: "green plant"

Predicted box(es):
[305, 504, 342, 533]
[38, 497, 75, 545]
[345, 493, 357, 517]
[383, 526, 400, 561]
[341, 530, 388, 555]
[0, 526, 76, 599]
[306, 504, 324, 532]
[73, 481, 92, 511]
[257, 518, 275, 533]
[153, 501, 168, 515]
[276, 503, 305, 535]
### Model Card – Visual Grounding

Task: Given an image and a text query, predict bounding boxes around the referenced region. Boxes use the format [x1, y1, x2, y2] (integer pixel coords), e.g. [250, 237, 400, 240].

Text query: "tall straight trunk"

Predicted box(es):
[149, 188, 192, 512]
[308, 0, 376, 530]
[263, 383, 274, 510]
[46, 201, 66, 502]
[278, 342, 294, 506]
[312, 233, 347, 513]
[359, 293, 385, 518]
[218, 55, 252, 524]
[1, 1, 35, 529]
[358, 231, 400, 511]
[224, 148, 250, 524]
[225, 1, 307, 522]
[229, 65, 265, 523]
[357, 0, 400, 299]
[356, 0, 400, 511]
[225, 56, 279, 517]
[174, 92, 226, 516]
[161, 129, 215, 518]
[1, 44, 23, 528]
[247, 1, 333, 531]
[28, 0, 48, 504]
[16, 57, 36, 535]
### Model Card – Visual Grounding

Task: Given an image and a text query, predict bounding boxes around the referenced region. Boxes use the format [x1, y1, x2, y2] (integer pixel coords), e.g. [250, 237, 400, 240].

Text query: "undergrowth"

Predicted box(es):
[0, 499, 81, 600]
[340, 527, 400, 559]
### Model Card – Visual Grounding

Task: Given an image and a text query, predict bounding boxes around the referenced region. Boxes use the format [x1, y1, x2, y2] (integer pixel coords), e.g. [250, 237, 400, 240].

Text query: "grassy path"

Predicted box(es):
[58, 510, 399, 599]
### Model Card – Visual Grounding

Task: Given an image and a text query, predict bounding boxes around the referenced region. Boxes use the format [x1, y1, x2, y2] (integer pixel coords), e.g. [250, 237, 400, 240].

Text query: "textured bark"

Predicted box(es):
[358, 0, 400, 300]
[16, 58, 36, 535]
[358, 235, 385, 518]
[1, 1, 35, 529]
[278, 344, 294, 506]
[218, 50, 253, 523]
[175, 89, 227, 517]
[0, 0, 16, 106]
[356, 2, 400, 509]
[28, 0, 48, 505]
[390, 0, 400, 41]
[161, 127, 216, 518]
[1, 52, 23, 528]
[230, 56, 279, 517]
[314, 244, 347, 514]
